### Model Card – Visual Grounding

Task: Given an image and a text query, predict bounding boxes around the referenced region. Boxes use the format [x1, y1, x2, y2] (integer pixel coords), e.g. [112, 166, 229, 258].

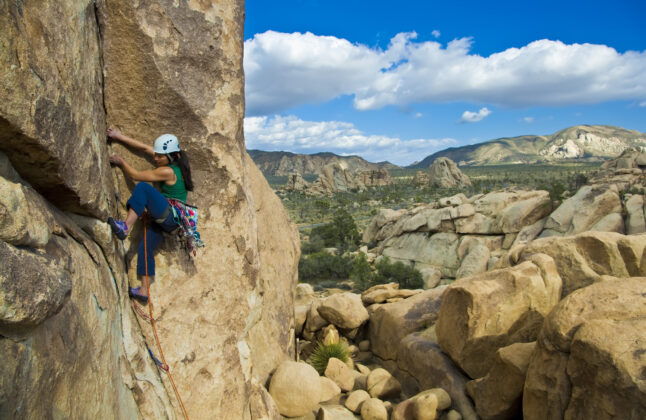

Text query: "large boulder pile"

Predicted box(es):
[357, 169, 393, 187]
[363, 189, 553, 280]
[1, 1, 300, 419]
[308, 162, 366, 195]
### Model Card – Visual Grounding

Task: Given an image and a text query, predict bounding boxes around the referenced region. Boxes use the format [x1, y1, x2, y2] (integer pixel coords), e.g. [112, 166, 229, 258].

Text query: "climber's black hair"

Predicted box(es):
[168, 151, 194, 191]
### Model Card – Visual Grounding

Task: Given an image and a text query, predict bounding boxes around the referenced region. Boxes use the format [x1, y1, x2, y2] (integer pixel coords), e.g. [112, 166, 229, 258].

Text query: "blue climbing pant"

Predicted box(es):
[126, 182, 178, 276]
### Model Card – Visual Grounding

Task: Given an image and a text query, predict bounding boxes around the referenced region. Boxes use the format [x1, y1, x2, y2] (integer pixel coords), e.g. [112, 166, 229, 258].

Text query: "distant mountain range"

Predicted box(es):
[248, 125, 646, 174]
[248, 150, 398, 176]
[407, 125, 646, 169]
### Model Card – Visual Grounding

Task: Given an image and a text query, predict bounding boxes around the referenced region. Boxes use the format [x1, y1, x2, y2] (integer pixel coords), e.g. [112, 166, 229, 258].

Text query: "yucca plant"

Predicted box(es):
[309, 341, 350, 375]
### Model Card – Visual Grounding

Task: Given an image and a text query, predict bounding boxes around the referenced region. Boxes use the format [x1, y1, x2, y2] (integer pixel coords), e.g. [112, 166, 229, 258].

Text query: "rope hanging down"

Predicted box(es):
[142, 222, 190, 420]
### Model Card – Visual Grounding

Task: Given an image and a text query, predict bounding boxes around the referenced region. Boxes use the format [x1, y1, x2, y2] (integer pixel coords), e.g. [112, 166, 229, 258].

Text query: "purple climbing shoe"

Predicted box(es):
[108, 217, 128, 240]
[128, 286, 149, 303]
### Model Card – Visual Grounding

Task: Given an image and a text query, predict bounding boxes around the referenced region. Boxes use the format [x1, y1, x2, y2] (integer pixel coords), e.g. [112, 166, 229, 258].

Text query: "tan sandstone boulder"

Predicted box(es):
[396, 334, 478, 420]
[367, 368, 402, 399]
[269, 361, 321, 417]
[318, 293, 370, 329]
[523, 278, 646, 420]
[466, 341, 536, 420]
[361, 398, 389, 420]
[503, 230, 646, 297]
[436, 254, 562, 379]
[541, 184, 622, 236]
[625, 194, 646, 234]
[369, 286, 446, 360]
[324, 358, 355, 392]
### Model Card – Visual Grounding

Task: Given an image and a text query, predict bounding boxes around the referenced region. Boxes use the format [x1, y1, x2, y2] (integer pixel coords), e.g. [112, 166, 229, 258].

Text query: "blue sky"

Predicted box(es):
[243, 0, 646, 166]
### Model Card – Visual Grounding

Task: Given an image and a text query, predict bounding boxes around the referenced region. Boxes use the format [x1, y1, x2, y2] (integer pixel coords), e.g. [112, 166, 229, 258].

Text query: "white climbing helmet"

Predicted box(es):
[153, 134, 180, 154]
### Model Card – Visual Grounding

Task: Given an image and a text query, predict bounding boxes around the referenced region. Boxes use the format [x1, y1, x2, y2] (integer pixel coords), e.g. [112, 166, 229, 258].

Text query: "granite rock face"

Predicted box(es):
[0, 0, 114, 219]
[1, 1, 299, 419]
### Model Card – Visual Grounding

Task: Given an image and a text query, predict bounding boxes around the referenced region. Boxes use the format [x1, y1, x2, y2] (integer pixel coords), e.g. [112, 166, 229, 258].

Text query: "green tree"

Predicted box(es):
[373, 257, 423, 289]
[350, 253, 373, 291]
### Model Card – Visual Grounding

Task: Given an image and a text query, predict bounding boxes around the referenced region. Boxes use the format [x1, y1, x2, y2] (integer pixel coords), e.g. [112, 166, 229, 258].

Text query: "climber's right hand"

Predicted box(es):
[107, 127, 122, 141]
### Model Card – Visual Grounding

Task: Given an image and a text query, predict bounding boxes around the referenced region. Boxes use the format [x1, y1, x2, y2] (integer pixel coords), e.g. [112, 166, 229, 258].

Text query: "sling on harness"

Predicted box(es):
[166, 198, 204, 256]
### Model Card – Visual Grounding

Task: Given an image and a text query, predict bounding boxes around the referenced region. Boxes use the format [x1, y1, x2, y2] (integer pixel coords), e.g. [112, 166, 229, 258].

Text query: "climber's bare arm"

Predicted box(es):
[107, 128, 154, 157]
[109, 154, 174, 182]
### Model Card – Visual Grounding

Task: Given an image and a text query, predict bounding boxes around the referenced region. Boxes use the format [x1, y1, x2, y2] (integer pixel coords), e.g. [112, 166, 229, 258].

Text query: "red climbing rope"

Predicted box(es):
[143, 222, 190, 420]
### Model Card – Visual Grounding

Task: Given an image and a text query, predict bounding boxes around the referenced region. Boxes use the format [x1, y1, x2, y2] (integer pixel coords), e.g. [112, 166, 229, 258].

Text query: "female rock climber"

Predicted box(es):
[107, 128, 194, 303]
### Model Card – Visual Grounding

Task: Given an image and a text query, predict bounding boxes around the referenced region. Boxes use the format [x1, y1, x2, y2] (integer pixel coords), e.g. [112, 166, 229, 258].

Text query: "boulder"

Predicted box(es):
[466, 342, 536, 420]
[324, 358, 355, 392]
[455, 244, 490, 279]
[305, 299, 331, 336]
[296, 283, 316, 304]
[511, 217, 547, 247]
[396, 334, 477, 420]
[439, 194, 468, 207]
[295, 305, 310, 336]
[319, 377, 342, 403]
[523, 278, 646, 420]
[498, 192, 552, 233]
[420, 267, 442, 289]
[317, 405, 358, 420]
[428, 158, 471, 188]
[318, 293, 369, 330]
[541, 184, 622, 236]
[414, 393, 439, 420]
[504, 230, 646, 297]
[369, 287, 446, 360]
[360, 398, 388, 420]
[367, 368, 402, 399]
[625, 194, 646, 234]
[269, 361, 321, 418]
[361, 283, 421, 305]
[436, 254, 562, 379]
[345, 390, 371, 413]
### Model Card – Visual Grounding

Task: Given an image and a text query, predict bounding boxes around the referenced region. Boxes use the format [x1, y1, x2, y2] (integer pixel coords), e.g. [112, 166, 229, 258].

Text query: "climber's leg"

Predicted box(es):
[127, 182, 171, 219]
[135, 222, 165, 297]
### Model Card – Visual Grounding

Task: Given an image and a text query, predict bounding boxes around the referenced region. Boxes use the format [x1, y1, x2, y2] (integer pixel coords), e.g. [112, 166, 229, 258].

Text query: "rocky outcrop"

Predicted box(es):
[1, 1, 300, 419]
[502, 230, 646, 297]
[357, 169, 393, 187]
[363, 189, 552, 281]
[523, 278, 646, 420]
[285, 172, 309, 191]
[428, 157, 472, 188]
[248, 149, 391, 177]
[308, 162, 366, 195]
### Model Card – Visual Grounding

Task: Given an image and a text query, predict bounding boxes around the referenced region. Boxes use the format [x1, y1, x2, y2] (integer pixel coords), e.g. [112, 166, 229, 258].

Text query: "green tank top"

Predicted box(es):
[159, 164, 187, 202]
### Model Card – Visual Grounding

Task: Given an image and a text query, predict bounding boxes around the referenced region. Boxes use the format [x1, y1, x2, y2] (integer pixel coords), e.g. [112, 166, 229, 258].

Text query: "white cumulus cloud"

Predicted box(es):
[244, 31, 646, 115]
[459, 107, 491, 123]
[244, 115, 456, 165]
[523, 116, 535, 123]
[432, 30, 441, 38]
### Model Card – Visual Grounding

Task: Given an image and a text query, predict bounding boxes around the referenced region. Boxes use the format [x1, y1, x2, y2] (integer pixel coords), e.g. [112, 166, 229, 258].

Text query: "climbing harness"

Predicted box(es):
[140, 222, 190, 420]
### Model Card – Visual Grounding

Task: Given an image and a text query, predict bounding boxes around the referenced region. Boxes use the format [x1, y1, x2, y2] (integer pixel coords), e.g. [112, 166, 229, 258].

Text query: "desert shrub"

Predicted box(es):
[373, 256, 423, 289]
[350, 253, 373, 291]
[301, 236, 325, 255]
[298, 251, 353, 283]
[310, 342, 350, 375]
